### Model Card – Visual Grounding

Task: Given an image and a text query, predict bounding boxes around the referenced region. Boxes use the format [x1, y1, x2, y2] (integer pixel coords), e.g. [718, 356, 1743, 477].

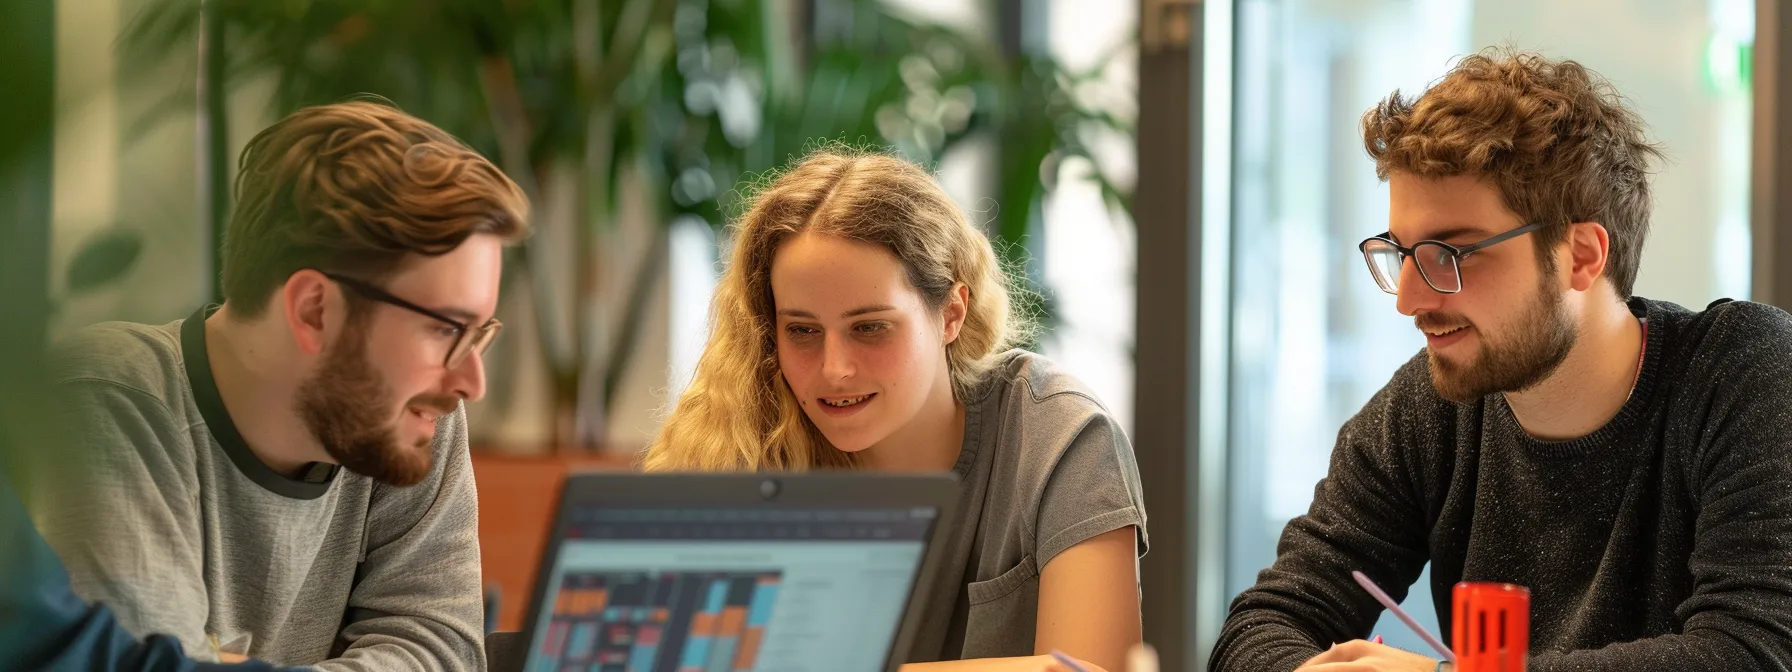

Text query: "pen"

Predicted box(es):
[1050, 650, 1095, 672]
[1351, 570, 1457, 664]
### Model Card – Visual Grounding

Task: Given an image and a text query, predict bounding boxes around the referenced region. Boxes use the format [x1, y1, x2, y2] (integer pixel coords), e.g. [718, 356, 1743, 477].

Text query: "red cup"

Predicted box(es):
[1451, 582, 1530, 672]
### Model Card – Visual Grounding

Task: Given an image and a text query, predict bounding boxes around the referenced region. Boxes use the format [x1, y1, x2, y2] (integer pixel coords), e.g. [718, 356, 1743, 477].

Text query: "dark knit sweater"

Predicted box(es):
[1211, 297, 1792, 671]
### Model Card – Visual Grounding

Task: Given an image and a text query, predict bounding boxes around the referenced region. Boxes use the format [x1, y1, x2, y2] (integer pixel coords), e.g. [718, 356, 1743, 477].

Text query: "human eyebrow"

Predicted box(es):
[432, 306, 482, 324]
[841, 304, 898, 318]
[1429, 226, 1492, 243]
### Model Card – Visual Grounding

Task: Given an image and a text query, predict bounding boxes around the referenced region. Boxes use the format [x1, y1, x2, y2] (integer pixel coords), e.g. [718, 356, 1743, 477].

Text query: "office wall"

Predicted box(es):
[51, 0, 277, 335]
[1472, 0, 1754, 307]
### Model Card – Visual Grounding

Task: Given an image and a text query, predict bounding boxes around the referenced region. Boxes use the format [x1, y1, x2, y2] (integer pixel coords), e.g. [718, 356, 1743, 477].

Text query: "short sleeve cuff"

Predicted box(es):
[1037, 506, 1147, 570]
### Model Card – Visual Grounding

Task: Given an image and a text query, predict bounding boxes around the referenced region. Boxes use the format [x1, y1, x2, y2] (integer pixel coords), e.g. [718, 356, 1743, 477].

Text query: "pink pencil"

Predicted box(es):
[1351, 570, 1457, 664]
[1050, 651, 1094, 672]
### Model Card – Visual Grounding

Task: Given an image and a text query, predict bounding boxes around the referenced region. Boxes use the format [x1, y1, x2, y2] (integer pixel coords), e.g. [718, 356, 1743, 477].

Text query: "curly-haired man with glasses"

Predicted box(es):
[1213, 50, 1792, 671]
[14, 101, 529, 670]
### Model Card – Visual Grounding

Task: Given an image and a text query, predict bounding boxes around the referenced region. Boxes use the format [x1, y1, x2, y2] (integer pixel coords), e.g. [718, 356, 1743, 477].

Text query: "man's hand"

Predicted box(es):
[1296, 640, 1440, 671]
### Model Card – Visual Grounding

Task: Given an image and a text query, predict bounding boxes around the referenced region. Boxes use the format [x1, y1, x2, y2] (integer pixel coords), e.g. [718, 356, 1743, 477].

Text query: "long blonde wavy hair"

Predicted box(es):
[642, 149, 1033, 471]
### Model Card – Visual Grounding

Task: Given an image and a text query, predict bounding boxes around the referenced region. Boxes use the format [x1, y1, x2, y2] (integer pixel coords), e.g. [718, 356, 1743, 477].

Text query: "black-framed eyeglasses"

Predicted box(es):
[1358, 222, 1550, 295]
[319, 271, 501, 369]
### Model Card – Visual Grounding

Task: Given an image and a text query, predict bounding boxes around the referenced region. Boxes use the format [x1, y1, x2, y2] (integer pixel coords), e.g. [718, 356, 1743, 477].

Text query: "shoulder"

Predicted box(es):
[1645, 296, 1792, 428]
[49, 319, 187, 407]
[1655, 297, 1792, 366]
[975, 350, 1135, 493]
[1645, 297, 1792, 405]
[972, 352, 1148, 563]
[973, 350, 1122, 469]
[1671, 296, 1791, 328]
[976, 349, 1114, 421]
[21, 323, 200, 503]
[1637, 298, 1792, 501]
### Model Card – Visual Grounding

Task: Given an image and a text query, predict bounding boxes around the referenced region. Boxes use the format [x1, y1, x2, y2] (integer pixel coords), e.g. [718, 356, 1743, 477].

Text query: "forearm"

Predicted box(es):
[1209, 511, 1418, 672]
[1212, 384, 1436, 672]
[1208, 618, 1322, 672]
[323, 557, 484, 670]
[313, 631, 481, 672]
[329, 538, 485, 670]
[1526, 628, 1784, 672]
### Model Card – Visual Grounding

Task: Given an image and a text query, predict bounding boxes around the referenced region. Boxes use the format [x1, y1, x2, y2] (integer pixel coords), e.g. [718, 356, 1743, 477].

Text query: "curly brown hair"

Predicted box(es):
[221, 100, 530, 317]
[1362, 49, 1662, 297]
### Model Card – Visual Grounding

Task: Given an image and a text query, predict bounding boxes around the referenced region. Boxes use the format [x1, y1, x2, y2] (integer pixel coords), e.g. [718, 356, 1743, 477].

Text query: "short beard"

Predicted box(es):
[1424, 276, 1577, 404]
[294, 310, 443, 486]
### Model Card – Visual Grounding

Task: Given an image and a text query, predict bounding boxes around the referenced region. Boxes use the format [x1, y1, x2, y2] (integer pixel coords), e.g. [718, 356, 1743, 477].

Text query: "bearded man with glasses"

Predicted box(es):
[13, 101, 529, 670]
[1213, 50, 1792, 671]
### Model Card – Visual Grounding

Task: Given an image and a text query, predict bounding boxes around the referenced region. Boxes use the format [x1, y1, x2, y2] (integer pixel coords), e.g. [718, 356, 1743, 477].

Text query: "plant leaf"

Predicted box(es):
[65, 229, 144, 294]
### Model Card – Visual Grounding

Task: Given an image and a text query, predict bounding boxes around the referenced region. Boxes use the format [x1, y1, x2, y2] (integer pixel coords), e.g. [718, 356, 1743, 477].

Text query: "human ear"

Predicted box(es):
[941, 283, 970, 345]
[282, 270, 337, 355]
[1563, 221, 1609, 292]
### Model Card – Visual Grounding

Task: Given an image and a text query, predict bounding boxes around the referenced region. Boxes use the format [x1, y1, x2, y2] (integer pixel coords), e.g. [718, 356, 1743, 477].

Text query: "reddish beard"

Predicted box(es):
[295, 312, 457, 486]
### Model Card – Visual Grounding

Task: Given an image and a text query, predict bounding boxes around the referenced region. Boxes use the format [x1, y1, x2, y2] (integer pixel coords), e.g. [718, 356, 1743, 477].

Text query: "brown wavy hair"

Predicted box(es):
[1362, 48, 1662, 297]
[221, 100, 530, 317]
[642, 149, 1034, 471]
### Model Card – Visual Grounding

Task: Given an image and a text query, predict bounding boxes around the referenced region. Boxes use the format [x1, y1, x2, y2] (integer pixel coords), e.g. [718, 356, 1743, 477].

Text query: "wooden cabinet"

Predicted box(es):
[472, 450, 637, 632]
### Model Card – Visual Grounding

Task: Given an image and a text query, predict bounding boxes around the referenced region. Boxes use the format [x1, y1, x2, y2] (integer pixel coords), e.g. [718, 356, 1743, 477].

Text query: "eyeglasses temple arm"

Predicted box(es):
[1455, 221, 1548, 257]
[323, 272, 471, 331]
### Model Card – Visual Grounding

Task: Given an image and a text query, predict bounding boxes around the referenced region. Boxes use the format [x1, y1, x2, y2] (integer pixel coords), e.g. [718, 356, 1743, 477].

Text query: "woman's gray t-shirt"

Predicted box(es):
[905, 350, 1149, 662]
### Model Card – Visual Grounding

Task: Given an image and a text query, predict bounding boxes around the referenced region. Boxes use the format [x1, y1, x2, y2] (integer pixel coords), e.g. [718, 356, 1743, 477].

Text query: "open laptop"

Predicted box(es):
[520, 472, 958, 672]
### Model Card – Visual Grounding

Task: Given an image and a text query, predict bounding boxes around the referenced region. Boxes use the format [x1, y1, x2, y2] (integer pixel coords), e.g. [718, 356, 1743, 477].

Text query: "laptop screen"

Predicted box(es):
[524, 505, 939, 672]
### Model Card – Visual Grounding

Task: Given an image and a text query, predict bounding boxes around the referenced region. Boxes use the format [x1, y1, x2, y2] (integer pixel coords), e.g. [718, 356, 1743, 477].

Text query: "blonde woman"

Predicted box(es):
[645, 150, 1147, 672]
